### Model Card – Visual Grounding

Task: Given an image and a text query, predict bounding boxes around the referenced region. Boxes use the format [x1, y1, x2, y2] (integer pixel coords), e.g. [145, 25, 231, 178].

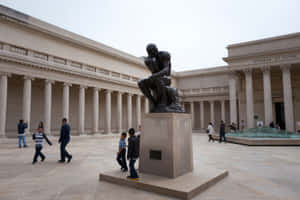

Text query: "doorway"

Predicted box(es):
[275, 102, 285, 130]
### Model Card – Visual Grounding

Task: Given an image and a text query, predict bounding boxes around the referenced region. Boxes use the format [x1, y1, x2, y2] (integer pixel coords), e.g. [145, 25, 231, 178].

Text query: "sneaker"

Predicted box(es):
[32, 161, 37, 165]
[41, 157, 45, 162]
[127, 176, 139, 181]
[67, 155, 72, 163]
[58, 160, 65, 163]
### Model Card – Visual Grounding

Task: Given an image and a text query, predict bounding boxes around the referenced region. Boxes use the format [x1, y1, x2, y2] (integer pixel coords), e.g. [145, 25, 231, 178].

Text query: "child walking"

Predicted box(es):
[32, 127, 52, 164]
[117, 132, 128, 172]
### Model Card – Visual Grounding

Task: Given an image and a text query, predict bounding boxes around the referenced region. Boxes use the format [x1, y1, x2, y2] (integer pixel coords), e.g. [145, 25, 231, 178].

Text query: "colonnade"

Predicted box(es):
[183, 100, 227, 130]
[229, 64, 295, 132]
[0, 73, 148, 137]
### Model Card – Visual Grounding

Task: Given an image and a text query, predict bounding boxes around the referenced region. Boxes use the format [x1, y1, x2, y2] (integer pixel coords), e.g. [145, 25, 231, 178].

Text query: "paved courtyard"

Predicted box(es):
[0, 134, 300, 200]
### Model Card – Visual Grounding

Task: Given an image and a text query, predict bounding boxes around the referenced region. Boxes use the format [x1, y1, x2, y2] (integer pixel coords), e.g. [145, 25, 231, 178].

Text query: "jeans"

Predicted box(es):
[208, 134, 214, 142]
[117, 150, 128, 170]
[33, 145, 45, 162]
[60, 140, 71, 161]
[129, 159, 139, 178]
[219, 133, 227, 143]
[18, 135, 27, 147]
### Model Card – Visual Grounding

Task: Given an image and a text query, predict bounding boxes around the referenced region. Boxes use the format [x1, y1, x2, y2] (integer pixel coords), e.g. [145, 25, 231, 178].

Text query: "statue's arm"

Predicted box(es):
[151, 52, 171, 78]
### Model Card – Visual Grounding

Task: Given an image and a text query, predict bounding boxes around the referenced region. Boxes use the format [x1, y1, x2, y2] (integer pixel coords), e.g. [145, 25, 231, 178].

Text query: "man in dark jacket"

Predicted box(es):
[219, 120, 227, 143]
[58, 118, 72, 163]
[127, 128, 139, 180]
[17, 120, 28, 148]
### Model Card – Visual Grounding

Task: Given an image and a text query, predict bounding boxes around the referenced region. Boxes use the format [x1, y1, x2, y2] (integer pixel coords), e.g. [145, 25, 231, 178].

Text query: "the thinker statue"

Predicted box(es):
[138, 44, 184, 113]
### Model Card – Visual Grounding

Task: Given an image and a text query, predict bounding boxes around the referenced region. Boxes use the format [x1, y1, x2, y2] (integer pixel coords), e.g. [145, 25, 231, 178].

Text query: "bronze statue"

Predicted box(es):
[138, 44, 184, 113]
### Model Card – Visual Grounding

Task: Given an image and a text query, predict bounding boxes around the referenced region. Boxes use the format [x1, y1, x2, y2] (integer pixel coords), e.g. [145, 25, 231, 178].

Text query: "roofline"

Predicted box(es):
[0, 5, 145, 67]
[227, 32, 300, 49]
[174, 65, 229, 77]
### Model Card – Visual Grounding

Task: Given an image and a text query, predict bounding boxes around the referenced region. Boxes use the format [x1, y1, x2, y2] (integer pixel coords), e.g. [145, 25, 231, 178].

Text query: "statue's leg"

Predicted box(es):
[153, 79, 168, 106]
[138, 79, 155, 104]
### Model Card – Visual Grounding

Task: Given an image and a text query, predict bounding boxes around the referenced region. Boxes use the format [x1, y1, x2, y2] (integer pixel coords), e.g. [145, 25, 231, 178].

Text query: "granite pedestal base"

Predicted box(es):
[139, 113, 193, 178]
[99, 168, 228, 200]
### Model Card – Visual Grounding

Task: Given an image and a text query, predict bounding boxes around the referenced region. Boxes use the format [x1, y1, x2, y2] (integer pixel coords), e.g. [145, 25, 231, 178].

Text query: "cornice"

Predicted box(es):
[0, 5, 145, 68]
[174, 66, 230, 78]
[227, 32, 300, 49]
[223, 47, 300, 63]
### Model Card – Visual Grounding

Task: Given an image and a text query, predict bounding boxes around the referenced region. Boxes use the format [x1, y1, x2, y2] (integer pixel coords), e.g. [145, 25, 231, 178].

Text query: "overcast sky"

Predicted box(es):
[1, 0, 300, 71]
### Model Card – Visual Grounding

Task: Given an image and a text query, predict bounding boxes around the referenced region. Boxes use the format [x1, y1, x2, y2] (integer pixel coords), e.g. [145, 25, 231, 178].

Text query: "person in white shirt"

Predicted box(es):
[207, 122, 215, 142]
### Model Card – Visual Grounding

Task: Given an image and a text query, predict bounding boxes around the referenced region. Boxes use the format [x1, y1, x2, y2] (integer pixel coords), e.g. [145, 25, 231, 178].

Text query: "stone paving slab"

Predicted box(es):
[100, 168, 228, 200]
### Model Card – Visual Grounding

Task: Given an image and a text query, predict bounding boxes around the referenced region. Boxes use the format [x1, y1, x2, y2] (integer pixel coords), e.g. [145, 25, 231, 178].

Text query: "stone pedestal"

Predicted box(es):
[139, 113, 193, 178]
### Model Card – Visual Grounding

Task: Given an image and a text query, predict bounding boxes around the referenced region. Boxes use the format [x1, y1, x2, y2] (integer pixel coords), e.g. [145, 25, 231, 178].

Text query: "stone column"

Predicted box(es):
[92, 88, 99, 133]
[209, 100, 215, 125]
[105, 89, 111, 133]
[117, 91, 123, 133]
[244, 69, 254, 128]
[127, 94, 132, 129]
[78, 85, 86, 135]
[261, 66, 273, 126]
[136, 95, 141, 127]
[190, 101, 194, 129]
[0, 73, 10, 137]
[281, 64, 295, 132]
[221, 100, 225, 122]
[200, 101, 204, 129]
[229, 73, 237, 124]
[62, 83, 71, 120]
[23, 76, 34, 131]
[44, 80, 54, 135]
[144, 98, 149, 113]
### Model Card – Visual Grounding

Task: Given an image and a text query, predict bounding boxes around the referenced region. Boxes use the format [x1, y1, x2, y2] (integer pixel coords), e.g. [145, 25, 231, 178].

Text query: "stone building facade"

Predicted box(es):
[0, 5, 299, 137]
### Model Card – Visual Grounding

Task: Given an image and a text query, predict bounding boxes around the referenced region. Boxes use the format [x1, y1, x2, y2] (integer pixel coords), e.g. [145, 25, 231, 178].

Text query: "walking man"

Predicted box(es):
[219, 120, 227, 143]
[18, 120, 28, 148]
[58, 118, 72, 163]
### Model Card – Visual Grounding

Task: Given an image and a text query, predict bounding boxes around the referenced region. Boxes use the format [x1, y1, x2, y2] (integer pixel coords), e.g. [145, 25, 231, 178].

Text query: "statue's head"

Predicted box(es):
[146, 43, 158, 57]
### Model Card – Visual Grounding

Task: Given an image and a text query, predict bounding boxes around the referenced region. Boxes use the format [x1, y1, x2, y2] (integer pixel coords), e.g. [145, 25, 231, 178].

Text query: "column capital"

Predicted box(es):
[105, 89, 112, 93]
[243, 68, 253, 75]
[63, 82, 72, 87]
[127, 93, 133, 97]
[260, 66, 271, 74]
[117, 91, 124, 95]
[24, 76, 35, 80]
[0, 72, 11, 77]
[280, 64, 291, 72]
[79, 85, 88, 89]
[45, 79, 55, 84]
[93, 87, 101, 92]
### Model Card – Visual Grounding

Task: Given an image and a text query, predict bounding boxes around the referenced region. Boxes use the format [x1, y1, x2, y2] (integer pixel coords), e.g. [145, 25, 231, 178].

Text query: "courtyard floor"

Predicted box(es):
[0, 134, 300, 200]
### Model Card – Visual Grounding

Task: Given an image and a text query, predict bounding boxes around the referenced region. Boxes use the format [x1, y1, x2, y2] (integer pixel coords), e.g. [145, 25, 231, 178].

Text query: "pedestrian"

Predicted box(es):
[32, 127, 52, 164]
[117, 132, 128, 172]
[136, 125, 142, 138]
[241, 120, 245, 132]
[17, 119, 28, 148]
[38, 121, 44, 129]
[127, 128, 139, 180]
[219, 120, 227, 143]
[207, 122, 215, 142]
[58, 118, 72, 163]
[269, 121, 275, 128]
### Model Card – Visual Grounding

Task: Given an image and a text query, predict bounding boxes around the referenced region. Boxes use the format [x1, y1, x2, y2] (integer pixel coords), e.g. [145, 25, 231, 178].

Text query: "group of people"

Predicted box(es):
[17, 118, 72, 165]
[207, 120, 227, 143]
[116, 126, 141, 180]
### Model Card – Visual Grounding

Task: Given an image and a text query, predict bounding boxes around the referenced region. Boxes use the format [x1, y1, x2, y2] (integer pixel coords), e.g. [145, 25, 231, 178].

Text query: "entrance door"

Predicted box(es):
[275, 102, 285, 130]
